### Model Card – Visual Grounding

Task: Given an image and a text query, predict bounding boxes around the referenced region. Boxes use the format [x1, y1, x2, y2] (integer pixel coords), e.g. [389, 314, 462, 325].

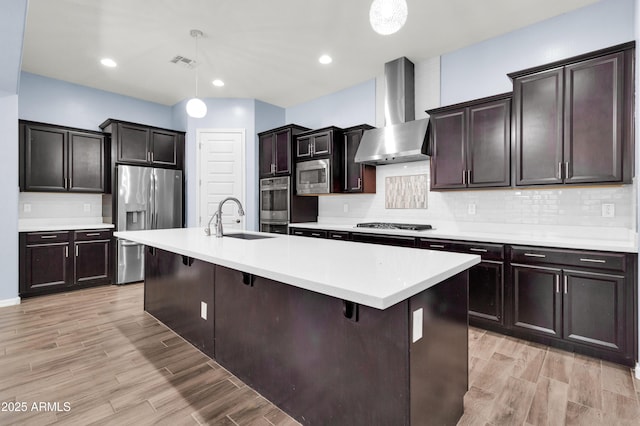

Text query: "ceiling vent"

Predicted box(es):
[170, 55, 197, 69]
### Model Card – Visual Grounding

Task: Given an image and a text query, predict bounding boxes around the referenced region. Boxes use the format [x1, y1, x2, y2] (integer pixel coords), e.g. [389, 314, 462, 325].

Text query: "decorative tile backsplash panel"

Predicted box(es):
[318, 160, 636, 230]
[385, 175, 427, 209]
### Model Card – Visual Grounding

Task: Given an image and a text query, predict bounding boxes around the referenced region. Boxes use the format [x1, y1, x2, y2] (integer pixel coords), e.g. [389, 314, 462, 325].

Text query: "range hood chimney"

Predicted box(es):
[355, 57, 429, 165]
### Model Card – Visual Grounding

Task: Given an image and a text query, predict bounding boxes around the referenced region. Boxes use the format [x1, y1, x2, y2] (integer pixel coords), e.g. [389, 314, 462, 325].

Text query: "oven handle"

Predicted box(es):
[261, 185, 289, 191]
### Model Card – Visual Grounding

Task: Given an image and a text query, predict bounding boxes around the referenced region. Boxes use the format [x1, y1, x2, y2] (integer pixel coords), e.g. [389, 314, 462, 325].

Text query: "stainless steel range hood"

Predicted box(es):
[355, 57, 429, 165]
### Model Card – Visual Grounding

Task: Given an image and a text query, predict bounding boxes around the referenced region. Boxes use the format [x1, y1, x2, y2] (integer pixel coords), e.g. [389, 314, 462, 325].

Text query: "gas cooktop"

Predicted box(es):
[355, 222, 433, 231]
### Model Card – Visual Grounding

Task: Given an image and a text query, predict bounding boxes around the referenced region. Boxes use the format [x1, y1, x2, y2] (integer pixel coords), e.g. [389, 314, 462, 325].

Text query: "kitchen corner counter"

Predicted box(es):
[289, 222, 638, 253]
[115, 227, 479, 309]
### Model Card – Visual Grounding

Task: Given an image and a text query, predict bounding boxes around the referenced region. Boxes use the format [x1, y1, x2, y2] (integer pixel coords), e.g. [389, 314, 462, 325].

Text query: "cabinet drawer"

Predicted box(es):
[351, 233, 416, 248]
[417, 238, 456, 251]
[75, 229, 113, 241]
[511, 246, 626, 272]
[26, 231, 70, 244]
[290, 228, 327, 238]
[328, 231, 350, 241]
[418, 239, 504, 261]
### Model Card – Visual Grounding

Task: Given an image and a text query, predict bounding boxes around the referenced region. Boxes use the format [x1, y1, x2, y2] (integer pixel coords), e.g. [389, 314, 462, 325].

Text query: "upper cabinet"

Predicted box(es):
[100, 119, 185, 170]
[342, 125, 376, 193]
[258, 124, 310, 177]
[295, 126, 342, 160]
[19, 121, 107, 193]
[427, 93, 511, 190]
[509, 42, 635, 186]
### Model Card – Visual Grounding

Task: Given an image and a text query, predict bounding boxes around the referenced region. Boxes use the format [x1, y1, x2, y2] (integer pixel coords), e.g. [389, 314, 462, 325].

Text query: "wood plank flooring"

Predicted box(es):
[0, 283, 638, 425]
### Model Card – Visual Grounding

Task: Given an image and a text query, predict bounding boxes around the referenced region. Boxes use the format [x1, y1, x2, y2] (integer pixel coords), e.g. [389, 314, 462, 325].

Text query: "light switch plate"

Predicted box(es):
[468, 203, 476, 215]
[200, 302, 207, 320]
[83, 203, 91, 212]
[602, 203, 615, 218]
[412, 308, 423, 343]
[23, 203, 31, 213]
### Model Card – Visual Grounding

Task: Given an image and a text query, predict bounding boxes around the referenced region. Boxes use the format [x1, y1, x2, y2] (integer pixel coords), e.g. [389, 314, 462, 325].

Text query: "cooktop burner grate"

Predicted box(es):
[356, 222, 433, 231]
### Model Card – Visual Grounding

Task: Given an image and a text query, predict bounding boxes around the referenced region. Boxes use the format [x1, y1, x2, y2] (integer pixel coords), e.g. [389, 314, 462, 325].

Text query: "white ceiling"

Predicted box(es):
[22, 0, 600, 108]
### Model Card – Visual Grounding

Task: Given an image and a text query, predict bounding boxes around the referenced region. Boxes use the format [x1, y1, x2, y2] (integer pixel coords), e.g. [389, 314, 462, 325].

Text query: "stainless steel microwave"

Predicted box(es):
[296, 158, 330, 195]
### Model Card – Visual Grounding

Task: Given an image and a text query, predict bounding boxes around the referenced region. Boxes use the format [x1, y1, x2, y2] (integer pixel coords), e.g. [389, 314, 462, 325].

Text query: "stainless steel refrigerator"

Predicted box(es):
[116, 165, 183, 284]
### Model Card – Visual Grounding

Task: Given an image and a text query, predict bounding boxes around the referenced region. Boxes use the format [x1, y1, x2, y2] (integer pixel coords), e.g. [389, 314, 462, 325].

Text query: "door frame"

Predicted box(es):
[195, 128, 246, 228]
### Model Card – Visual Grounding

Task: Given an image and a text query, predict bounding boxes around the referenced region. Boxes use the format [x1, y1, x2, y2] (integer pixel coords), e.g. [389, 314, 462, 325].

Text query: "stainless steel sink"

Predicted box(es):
[223, 233, 274, 240]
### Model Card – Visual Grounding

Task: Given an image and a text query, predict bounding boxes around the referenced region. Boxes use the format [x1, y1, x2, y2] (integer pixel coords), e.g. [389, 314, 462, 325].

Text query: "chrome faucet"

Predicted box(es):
[204, 197, 245, 237]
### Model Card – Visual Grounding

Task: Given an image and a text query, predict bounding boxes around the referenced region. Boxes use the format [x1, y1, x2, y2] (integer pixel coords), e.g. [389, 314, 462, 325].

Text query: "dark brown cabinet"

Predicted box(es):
[144, 248, 215, 357]
[99, 119, 185, 169]
[427, 93, 511, 190]
[510, 43, 634, 186]
[343, 125, 376, 193]
[289, 228, 327, 238]
[418, 238, 505, 327]
[19, 228, 113, 297]
[19, 121, 106, 193]
[295, 126, 342, 160]
[258, 124, 310, 177]
[351, 232, 416, 248]
[510, 245, 632, 361]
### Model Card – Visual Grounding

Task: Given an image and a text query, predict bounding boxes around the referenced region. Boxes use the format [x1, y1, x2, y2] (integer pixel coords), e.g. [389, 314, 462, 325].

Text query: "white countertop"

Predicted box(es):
[115, 228, 480, 310]
[19, 218, 114, 233]
[289, 222, 638, 253]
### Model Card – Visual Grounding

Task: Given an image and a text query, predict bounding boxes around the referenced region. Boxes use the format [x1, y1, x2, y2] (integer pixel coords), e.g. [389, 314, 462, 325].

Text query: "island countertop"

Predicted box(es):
[115, 227, 480, 309]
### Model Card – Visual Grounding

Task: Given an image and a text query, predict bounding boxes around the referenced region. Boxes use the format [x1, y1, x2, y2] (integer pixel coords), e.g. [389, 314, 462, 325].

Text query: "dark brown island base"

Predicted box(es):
[145, 249, 468, 425]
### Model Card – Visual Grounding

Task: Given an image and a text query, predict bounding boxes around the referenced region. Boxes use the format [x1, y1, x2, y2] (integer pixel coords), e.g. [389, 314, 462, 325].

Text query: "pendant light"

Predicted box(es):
[186, 29, 207, 118]
[369, 0, 408, 35]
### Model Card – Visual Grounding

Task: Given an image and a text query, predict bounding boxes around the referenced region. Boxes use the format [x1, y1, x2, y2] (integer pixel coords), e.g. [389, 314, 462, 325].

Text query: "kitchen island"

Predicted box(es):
[115, 228, 480, 425]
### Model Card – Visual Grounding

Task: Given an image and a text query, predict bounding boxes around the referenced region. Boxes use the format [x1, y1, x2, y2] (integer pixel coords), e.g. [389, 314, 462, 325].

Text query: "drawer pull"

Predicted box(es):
[311, 233, 322, 237]
[294, 231, 303, 235]
[524, 253, 546, 258]
[85, 233, 101, 237]
[579, 258, 606, 264]
[40, 235, 57, 239]
[429, 244, 445, 249]
[469, 248, 488, 253]
[331, 235, 344, 239]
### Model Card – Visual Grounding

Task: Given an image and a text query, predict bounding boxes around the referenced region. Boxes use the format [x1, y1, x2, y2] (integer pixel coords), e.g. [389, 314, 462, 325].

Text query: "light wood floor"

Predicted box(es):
[0, 284, 638, 425]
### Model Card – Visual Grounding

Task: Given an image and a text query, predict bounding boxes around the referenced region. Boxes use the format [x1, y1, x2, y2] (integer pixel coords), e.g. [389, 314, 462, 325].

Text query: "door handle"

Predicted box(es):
[462, 170, 466, 185]
[564, 276, 568, 294]
[558, 162, 563, 180]
[40, 235, 58, 239]
[469, 248, 488, 253]
[75, 245, 79, 257]
[524, 253, 546, 258]
[565, 162, 569, 180]
[555, 275, 560, 293]
[65, 246, 69, 258]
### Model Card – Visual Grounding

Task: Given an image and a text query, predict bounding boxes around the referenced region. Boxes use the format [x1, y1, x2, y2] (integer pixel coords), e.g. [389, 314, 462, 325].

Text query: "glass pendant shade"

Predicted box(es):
[186, 97, 207, 118]
[369, 0, 408, 35]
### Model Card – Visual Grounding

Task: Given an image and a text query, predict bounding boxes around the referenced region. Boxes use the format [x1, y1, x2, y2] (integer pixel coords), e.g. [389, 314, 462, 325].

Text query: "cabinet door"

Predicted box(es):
[117, 123, 149, 164]
[511, 265, 562, 338]
[24, 243, 71, 291]
[259, 133, 275, 176]
[469, 261, 503, 325]
[430, 110, 466, 189]
[150, 130, 178, 166]
[24, 125, 67, 191]
[514, 67, 564, 185]
[296, 136, 312, 159]
[74, 240, 110, 285]
[68, 132, 105, 192]
[564, 52, 625, 184]
[311, 132, 331, 156]
[467, 99, 510, 187]
[274, 129, 291, 174]
[563, 269, 625, 353]
[344, 130, 363, 192]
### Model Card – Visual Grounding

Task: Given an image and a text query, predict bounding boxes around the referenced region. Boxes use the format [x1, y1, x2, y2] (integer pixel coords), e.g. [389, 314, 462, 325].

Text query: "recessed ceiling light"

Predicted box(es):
[212, 79, 225, 87]
[100, 58, 117, 68]
[318, 55, 332, 65]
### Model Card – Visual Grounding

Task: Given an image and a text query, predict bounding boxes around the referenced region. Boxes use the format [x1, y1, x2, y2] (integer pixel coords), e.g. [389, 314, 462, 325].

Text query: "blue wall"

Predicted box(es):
[19, 72, 175, 131]
[0, 0, 27, 95]
[441, 0, 635, 105]
[286, 79, 376, 129]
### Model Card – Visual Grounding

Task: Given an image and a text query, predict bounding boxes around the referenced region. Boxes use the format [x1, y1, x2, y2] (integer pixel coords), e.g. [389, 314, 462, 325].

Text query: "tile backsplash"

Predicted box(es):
[319, 161, 636, 230]
[19, 192, 104, 219]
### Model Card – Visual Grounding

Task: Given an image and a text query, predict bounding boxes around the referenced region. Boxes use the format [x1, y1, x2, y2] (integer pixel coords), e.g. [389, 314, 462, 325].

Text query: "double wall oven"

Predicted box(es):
[260, 176, 290, 234]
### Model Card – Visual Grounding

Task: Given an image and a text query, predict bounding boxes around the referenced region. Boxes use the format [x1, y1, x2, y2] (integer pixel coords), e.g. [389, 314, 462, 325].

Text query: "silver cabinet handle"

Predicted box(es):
[293, 231, 303, 235]
[580, 258, 606, 264]
[467, 170, 472, 184]
[564, 276, 568, 294]
[85, 233, 100, 237]
[429, 244, 445, 248]
[565, 162, 569, 179]
[556, 275, 560, 293]
[40, 235, 57, 239]
[357, 177, 362, 190]
[75, 245, 79, 257]
[558, 162, 563, 179]
[469, 248, 488, 253]
[65, 246, 69, 258]
[271, 163, 275, 173]
[524, 253, 546, 258]
[462, 170, 466, 185]
[311, 233, 322, 237]
[151, 152, 154, 162]
[331, 234, 344, 239]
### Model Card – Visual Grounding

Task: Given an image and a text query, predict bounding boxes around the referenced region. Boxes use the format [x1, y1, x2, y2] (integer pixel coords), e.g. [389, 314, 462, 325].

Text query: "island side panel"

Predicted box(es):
[410, 270, 469, 426]
[144, 247, 215, 358]
[214, 265, 410, 425]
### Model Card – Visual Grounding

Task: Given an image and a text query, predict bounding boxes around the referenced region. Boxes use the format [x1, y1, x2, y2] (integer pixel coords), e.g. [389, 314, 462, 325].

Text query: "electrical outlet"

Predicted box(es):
[343, 203, 349, 213]
[467, 203, 476, 215]
[200, 302, 207, 320]
[602, 203, 615, 218]
[83, 203, 91, 212]
[23, 203, 31, 213]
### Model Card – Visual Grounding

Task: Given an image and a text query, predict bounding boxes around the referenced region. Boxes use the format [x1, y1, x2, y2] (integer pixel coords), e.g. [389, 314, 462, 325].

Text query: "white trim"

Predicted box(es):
[635, 362, 640, 380]
[195, 128, 246, 228]
[0, 297, 21, 307]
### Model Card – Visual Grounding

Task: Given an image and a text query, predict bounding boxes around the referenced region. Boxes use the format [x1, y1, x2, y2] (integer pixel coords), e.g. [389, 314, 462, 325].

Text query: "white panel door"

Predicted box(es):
[197, 129, 246, 230]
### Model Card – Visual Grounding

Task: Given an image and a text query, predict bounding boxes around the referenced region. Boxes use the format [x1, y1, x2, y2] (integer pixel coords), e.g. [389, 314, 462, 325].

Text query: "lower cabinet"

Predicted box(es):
[144, 248, 214, 357]
[19, 229, 113, 297]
